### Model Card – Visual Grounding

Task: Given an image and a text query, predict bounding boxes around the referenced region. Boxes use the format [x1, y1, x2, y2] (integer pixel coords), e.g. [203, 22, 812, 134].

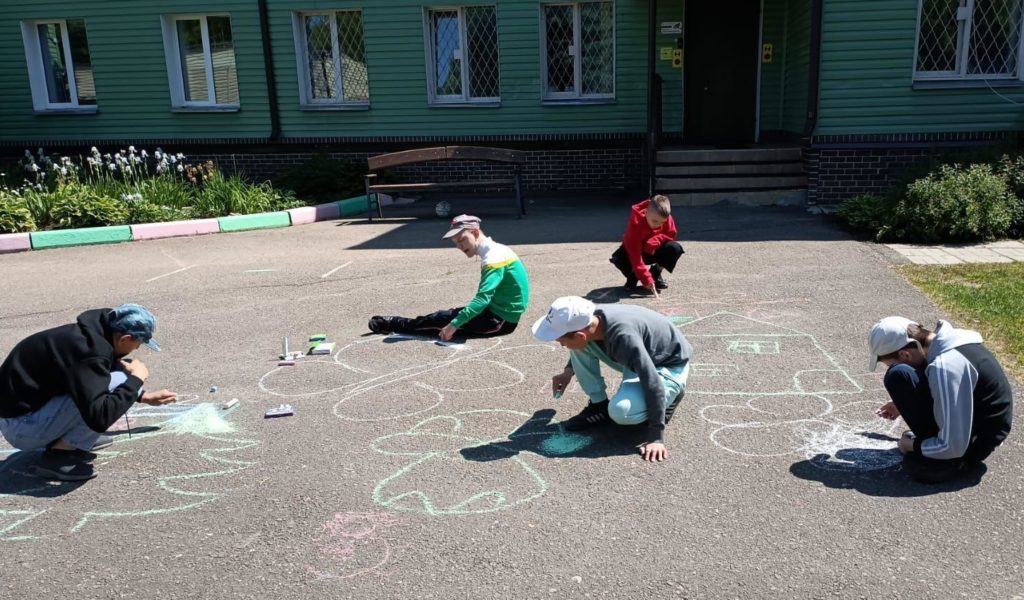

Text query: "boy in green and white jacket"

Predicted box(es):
[368, 215, 530, 340]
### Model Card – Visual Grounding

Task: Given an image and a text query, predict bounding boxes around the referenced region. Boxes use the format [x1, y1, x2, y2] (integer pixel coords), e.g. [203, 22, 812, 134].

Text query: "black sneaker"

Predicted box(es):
[562, 400, 610, 431]
[33, 449, 97, 482]
[624, 277, 638, 289]
[654, 277, 668, 291]
[368, 316, 395, 334]
[664, 390, 685, 424]
[92, 435, 114, 451]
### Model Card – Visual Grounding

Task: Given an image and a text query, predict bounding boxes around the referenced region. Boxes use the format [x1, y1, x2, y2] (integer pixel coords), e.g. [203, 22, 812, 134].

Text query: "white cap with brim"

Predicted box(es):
[867, 316, 916, 371]
[442, 214, 481, 239]
[532, 296, 596, 342]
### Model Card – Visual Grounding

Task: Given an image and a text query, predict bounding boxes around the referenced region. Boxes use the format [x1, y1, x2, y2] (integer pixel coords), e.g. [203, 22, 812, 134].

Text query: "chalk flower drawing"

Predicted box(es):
[0, 397, 258, 542]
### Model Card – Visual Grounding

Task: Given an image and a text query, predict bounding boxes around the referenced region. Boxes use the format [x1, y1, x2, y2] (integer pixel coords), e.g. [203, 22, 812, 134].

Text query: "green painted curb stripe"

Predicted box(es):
[30, 226, 133, 249]
[337, 195, 370, 217]
[217, 212, 292, 232]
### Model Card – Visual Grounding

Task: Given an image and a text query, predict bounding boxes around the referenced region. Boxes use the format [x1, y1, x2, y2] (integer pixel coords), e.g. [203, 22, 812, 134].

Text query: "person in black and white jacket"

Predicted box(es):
[869, 316, 1013, 482]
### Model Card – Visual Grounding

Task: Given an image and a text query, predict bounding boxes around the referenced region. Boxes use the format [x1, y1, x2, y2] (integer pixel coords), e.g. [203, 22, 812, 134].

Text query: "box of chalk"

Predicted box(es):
[264, 404, 294, 418]
[309, 334, 327, 342]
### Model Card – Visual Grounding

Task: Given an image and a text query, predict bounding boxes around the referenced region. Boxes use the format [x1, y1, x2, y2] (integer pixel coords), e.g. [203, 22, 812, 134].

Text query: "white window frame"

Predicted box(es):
[422, 5, 501, 106]
[913, 0, 1024, 81]
[291, 10, 370, 109]
[161, 14, 240, 110]
[20, 19, 97, 113]
[540, 1, 616, 102]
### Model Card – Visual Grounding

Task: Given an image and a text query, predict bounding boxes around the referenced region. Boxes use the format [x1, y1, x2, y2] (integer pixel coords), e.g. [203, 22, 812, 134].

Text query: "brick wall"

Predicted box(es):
[189, 146, 645, 192]
[807, 131, 1018, 205]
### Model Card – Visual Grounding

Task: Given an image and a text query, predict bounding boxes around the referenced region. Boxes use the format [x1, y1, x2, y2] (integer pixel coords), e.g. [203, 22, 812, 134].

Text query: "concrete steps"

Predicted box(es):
[655, 147, 806, 206]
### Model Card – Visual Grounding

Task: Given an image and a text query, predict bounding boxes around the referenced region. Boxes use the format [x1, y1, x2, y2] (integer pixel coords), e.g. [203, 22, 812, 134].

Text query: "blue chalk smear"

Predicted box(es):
[540, 432, 592, 455]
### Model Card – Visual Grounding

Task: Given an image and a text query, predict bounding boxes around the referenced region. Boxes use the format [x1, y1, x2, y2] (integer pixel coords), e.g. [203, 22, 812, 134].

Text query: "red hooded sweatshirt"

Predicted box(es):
[621, 199, 678, 287]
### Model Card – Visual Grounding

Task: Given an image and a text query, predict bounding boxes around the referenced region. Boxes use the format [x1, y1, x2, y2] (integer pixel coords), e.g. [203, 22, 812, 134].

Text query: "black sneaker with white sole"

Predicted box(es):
[33, 449, 97, 482]
[562, 400, 610, 431]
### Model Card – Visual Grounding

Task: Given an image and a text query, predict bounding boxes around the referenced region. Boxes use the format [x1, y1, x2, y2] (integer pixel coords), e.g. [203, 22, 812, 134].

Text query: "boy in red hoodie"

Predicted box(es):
[609, 195, 684, 295]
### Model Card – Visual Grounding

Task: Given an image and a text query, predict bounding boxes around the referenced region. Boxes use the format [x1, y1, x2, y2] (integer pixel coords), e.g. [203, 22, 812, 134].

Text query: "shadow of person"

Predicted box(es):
[0, 450, 90, 497]
[460, 408, 641, 462]
[583, 286, 656, 304]
[790, 451, 988, 497]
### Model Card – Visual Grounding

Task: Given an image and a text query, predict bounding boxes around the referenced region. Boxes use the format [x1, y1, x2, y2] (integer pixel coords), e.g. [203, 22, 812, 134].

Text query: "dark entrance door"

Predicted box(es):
[683, 0, 760, 145]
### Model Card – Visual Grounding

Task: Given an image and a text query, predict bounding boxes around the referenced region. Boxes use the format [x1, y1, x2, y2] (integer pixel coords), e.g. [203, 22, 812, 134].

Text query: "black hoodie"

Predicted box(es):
[0, 309, 144, 432]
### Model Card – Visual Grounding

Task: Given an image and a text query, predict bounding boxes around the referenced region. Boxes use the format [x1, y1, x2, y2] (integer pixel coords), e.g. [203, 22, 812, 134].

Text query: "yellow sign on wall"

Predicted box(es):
[660, 47, 673, 60]
[762, 43, 774, 64]
[672, 49, 683, 69]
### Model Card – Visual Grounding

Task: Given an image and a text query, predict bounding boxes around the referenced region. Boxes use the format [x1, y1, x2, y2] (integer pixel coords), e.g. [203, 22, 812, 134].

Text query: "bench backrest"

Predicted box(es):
[367, 145, 525, 171]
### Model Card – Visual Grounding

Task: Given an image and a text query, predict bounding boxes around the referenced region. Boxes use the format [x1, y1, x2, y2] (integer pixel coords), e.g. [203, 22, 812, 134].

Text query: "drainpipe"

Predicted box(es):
[258, 0, 281, 141]
[803, 0, 823, 137]
[646, 0, 657, 195]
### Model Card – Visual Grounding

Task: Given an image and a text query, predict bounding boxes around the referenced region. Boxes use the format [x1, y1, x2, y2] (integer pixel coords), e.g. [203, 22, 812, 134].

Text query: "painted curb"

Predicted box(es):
[286, 202, 341, 225]
[131, 218, 221, 241]
[218, 211, 292, 232]
[0, 232, 32, 254]
[31, 226, 133, 250]
[339, 195, 370, 217]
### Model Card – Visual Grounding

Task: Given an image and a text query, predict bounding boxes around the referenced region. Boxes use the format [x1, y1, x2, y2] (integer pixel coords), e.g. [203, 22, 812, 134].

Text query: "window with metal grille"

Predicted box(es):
[161, 15, 239, 108]
[20, 19, 97, 112]
[424, 6, 500, 104]
[915, 0, 1024, 80]
[293, 10, 369, 107]
[542, 1, 615, 100]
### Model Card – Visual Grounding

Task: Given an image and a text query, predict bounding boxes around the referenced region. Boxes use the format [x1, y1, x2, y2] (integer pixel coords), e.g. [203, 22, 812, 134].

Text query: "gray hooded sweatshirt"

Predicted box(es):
[919, 320, 1014, 460]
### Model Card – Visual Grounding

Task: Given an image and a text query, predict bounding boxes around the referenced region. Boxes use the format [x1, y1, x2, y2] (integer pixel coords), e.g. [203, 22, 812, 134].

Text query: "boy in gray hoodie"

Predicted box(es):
[869, 317, 1013, 482]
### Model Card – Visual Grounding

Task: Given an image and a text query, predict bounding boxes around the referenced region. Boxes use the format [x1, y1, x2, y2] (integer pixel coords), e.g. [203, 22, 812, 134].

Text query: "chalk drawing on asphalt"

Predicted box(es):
[306, 512, 402, 581]
[0, 397, 258, 542]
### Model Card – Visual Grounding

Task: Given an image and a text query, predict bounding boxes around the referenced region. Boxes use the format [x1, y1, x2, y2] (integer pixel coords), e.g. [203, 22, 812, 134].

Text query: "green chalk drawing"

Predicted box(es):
[669, 315, 695, 326]
[371, 410, 551, 516]
[727, 340, 780, 354]
[0, 400, 258, 542]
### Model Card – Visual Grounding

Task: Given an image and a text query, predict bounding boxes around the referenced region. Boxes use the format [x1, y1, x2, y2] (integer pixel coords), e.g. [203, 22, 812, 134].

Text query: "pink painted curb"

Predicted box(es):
[286, 202, 342, 225]
[0, 232, 32, 254]
[131, 219, 221, 241]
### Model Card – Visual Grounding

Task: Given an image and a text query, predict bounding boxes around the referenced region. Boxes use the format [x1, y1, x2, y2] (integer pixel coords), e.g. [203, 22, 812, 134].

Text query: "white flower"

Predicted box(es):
[140, 150, 148, 159]
[154, 148, 163, 159]
[109, 163, 117, 171]
[176, 164, 184, 173]
[34, 183, 43, 191]
[59, 167, 68, 176]
[176, 153, 185, 160]
[29, 164, 39, 173]
[128, 146, 136, 153]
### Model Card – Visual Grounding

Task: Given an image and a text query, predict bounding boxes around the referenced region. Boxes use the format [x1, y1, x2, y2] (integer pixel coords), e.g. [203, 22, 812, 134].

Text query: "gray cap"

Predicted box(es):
[442, 214, 481, 239]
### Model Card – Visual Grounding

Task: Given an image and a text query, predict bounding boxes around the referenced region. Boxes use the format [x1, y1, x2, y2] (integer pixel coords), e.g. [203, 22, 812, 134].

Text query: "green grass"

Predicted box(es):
[897, 262, 1024, 381]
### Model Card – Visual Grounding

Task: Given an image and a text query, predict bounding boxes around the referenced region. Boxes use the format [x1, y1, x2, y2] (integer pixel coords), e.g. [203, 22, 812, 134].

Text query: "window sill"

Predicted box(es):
[428, 101, 501, 108]
[912, 79, 1024, 90]
[34, 106, 99, 115]
[171, 105, 241, 113]
[300, 104, 370, 112]
[542, 97, 616, 106]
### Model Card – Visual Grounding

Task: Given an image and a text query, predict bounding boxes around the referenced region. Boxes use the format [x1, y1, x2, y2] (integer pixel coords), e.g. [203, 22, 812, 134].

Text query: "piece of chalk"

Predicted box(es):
[222, 398, 240, 410]
[278, 360, 296, 366]
[209, 386, 218, 393]
[553, 390, 563, 399]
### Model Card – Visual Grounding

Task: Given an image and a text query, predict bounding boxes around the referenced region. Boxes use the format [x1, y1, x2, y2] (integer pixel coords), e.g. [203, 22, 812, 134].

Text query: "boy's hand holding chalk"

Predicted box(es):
[551, 368, 573, 399]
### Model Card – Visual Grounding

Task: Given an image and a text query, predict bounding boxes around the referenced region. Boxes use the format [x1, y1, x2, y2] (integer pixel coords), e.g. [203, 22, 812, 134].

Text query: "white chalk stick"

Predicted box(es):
[222, 398, 240, 410]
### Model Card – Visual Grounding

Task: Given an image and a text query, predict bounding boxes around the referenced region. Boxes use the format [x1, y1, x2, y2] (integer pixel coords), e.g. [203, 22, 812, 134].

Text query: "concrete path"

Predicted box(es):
[885, 240, 1024, 264]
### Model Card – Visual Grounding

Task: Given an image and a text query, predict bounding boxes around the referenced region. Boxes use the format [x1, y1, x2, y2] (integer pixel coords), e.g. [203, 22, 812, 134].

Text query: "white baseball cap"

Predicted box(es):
[867, 316, 916, 371]
[532, 296, 596, 342]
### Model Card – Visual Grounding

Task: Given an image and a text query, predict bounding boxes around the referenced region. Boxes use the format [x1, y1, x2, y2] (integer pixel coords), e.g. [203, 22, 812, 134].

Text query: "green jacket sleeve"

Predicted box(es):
[450, 266, 505, 328]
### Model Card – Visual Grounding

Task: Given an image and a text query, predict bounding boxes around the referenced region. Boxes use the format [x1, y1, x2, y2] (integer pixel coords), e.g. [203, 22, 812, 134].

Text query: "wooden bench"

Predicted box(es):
[364, 146, 526, 221]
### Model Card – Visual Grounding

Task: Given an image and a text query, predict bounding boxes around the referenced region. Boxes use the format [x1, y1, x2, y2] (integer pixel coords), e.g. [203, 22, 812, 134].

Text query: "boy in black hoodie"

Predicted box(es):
[869, 316, 1013, 483]
[0, 304, 177, 481]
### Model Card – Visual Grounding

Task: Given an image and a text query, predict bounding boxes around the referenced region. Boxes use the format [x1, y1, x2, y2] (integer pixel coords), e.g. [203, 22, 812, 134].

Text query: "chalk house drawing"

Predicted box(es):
[676, 312, 903, 471]
[0, 396, 258, 542]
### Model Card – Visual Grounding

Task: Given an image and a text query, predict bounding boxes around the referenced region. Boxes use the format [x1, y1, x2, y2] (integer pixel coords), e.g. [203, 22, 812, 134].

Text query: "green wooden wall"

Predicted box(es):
[654, 0, 683, 136]
[758, 0, 810, 136]
[0, 0, 655, 143]
[817, 0, 1024, 135]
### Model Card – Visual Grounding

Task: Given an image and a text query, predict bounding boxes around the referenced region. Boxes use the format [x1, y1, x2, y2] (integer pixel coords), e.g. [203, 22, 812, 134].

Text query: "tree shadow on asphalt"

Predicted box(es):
[459, 408, 642, 461]
[0, 451, 89, 497]
[789, 451, 988, 497]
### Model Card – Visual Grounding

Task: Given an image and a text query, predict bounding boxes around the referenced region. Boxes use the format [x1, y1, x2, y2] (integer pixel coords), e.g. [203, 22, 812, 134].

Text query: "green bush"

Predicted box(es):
[276, 153, 368, 202]
[882, 164, 1019, 243]
[196, 171, 301, 218]
[50, 183, 129, 228]
[836, 194, 892, 233]
[994, 154, 1024, 237]
[0, 193, 37, 233]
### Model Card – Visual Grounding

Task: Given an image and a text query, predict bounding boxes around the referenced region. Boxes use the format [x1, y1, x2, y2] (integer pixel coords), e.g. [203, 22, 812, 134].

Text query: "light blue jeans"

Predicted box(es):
[569, 343, 690, 425]
[0, 372, 129, 451]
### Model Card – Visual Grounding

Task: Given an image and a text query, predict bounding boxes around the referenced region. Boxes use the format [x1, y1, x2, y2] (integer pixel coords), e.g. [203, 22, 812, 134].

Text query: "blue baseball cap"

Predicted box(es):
[108, 303, 161, 351]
